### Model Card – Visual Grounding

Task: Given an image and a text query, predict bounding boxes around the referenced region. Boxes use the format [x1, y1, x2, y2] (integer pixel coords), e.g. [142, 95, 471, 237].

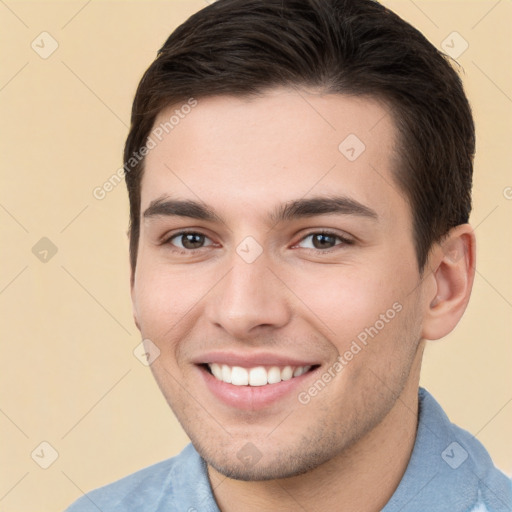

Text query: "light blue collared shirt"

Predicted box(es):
[65, 388, 512, 511]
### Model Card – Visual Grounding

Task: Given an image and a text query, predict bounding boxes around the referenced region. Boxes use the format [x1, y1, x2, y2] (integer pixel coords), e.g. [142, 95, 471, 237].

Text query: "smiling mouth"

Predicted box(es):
[203, 363, 319, 386]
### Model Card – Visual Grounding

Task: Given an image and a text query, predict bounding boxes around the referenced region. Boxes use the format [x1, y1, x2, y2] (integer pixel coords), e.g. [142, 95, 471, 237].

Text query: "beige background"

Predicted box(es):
[0, 1, 511, 510]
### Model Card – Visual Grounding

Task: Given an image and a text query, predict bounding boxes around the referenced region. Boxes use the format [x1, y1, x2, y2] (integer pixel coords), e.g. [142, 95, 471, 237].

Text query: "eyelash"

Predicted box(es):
[163, 230, 353, 254]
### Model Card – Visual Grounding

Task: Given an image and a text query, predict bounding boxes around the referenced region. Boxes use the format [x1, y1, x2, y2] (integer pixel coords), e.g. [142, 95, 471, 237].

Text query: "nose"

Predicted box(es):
[205, 249, 292, 340]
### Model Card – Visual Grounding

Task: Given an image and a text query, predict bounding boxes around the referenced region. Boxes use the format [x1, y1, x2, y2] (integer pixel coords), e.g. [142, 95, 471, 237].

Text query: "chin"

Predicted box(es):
[194, 432, 342, 482]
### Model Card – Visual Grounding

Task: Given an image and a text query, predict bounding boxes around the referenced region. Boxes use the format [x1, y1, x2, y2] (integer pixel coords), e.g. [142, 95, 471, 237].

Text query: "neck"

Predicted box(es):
[208, 349, 423, 512]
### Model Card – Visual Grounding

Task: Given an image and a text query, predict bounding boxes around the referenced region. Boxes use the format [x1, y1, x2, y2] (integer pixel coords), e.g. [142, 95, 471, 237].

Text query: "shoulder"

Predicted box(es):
[383, 388, 511, 511]
[420, 388, 512, 510]
[448, 415, 512, 511]
[64, 444, 203, 512]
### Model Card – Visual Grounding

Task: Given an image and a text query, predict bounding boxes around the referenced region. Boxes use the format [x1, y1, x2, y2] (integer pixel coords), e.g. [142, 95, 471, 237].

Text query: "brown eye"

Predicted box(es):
[168, 232, 213, 250]
[297, 231, 352, 251]
[311, 233, 337, 249]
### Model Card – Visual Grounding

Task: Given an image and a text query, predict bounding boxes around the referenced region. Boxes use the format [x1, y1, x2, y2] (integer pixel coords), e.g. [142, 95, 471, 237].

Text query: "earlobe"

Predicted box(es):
[132, 300, 141, 332]
[130, 276, 141, 332]
[133, 313, 141, 331]
[421, 224, 476, 341]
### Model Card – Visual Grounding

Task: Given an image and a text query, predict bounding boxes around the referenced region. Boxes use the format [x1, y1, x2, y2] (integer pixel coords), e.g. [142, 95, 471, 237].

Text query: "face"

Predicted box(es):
[131, 88, 429, 480]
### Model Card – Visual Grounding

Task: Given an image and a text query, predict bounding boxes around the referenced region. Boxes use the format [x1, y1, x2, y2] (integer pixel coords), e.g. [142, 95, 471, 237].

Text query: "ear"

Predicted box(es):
[129, 251, 141, 332]
[131, 288, 141, 332]
[421, 224, 476, 341]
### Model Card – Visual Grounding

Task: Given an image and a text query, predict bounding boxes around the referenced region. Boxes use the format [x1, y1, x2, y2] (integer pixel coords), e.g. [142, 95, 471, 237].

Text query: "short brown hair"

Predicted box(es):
[124, 0, 475, 276]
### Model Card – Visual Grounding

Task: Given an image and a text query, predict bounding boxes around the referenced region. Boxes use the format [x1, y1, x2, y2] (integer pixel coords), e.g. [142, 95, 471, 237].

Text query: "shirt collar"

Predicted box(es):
[382, 387, 510, 512]
[163, 387, 511, 512]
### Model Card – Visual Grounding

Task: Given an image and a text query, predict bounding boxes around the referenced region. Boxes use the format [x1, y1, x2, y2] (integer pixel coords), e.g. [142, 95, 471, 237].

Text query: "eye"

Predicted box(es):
[166, 231, 214, 250]
[296, 231, 352, 251]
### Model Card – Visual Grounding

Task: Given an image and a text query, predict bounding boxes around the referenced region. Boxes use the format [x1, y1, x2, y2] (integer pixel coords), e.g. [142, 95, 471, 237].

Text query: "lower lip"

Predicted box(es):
[198, 365, 317, 410]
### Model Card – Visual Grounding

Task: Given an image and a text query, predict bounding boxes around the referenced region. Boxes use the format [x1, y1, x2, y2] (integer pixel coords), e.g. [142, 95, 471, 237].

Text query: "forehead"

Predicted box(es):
[140, 88, 407, 225]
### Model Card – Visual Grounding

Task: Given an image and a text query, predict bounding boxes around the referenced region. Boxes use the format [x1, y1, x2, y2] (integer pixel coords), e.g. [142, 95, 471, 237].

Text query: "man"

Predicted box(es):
[66, 0, 512, 510]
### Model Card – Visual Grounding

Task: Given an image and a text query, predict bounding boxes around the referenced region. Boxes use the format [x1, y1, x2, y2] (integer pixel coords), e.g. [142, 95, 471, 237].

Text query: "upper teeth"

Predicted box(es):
[208, 364, 311, 386]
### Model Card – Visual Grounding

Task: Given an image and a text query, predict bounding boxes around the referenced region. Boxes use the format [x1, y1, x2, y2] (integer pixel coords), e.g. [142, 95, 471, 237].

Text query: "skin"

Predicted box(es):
[131, 87, 476, 511]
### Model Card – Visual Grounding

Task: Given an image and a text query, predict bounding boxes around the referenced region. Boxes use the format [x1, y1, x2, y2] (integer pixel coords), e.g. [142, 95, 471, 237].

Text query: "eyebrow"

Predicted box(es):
[143, 195, 379, 224]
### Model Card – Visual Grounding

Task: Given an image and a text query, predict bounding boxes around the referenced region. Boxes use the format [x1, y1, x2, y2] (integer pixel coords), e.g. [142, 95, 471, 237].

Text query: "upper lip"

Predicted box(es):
[193, 351, 319, 368]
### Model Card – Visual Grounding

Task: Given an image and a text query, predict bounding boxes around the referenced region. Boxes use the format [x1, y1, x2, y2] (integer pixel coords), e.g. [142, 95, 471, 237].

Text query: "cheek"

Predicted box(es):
[291, 265, 406, 346]
[132, 264, 203, 340]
